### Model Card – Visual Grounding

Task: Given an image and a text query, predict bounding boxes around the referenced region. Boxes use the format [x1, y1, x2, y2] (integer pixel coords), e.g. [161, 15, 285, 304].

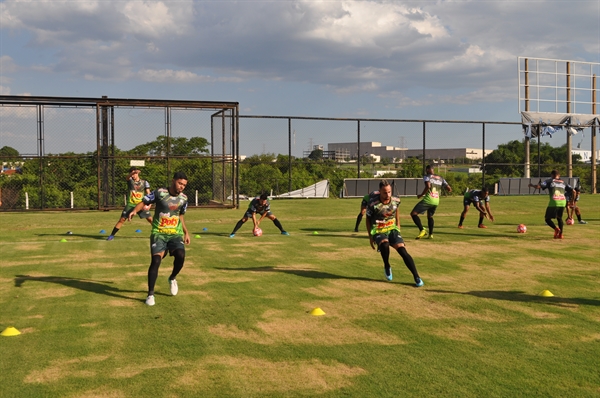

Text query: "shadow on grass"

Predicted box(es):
[13, 275, 156, 302]
[429, 289, 600, 307]
[35, 233, 146, 240]
[216, 266, 387, 283]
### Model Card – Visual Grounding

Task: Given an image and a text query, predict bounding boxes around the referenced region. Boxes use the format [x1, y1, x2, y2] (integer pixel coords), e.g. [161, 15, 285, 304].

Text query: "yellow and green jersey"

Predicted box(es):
[540, 178, 572, 208]
[422, 174, 449, 206]
[366, 195, 400, 236]
[143, 188, 188, 235]
[127, 178, 150, 206]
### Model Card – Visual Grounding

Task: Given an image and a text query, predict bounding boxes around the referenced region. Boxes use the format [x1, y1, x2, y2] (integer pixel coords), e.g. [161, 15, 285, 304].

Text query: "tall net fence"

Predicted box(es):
[0, 96, 238, 211]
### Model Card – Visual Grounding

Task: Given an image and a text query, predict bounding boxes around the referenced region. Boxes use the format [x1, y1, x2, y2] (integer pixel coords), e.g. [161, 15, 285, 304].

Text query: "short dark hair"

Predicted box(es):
[426, 165, 433, 171]
[129, 166, 139, 173]
[551, 169, 559, 177]
[173, 171, 188, 181]
[379, 179, 391, 189]
[259, 193, 269, 200]
[481, 187, 489, 194]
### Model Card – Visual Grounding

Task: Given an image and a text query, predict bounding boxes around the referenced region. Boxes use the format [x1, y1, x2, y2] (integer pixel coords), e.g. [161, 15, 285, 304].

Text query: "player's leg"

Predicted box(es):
[375, 235, 393, 281]
[230, 214, 249, 237]
[390, 232, 422, 286]
[411, 202, 427, 239]
[458, 203, 469, 228]
[268, 213, 288, 235]
[556, 207, 565, 237]
[426, 207, 436, 238]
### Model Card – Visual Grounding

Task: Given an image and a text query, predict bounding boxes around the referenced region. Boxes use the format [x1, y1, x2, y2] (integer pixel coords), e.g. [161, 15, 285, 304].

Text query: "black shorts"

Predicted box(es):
[412, 201, 437, 217]
[544, 206, 565, 220]
[373, 229, 405, 247]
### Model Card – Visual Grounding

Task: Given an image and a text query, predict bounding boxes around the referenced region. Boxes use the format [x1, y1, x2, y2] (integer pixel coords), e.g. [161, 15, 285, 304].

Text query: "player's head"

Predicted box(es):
[129, 166, 140, 180]
[426, 165, 433, 174]
[379, 180, 392, 201]
[171, 171, 188, 194]
[259, 193, 268, 204]
[480, 187, 489, 198]
[551, 169, 560, 178]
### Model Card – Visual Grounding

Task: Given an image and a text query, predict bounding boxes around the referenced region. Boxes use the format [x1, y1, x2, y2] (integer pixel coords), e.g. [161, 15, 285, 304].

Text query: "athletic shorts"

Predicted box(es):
[150, 233, 185, 256]
[373, 229, 405, 247]
[412, 201, 437, 217]
[122, 204, 151, 219]
[463, 198, 476, 207]
[544, 206, 565, 220]
[245, 210, 273, 219]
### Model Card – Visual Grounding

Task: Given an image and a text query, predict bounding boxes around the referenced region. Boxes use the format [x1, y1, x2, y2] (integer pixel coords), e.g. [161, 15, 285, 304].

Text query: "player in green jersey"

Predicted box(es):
[411, 165, 452, 240]
[458, 188, 495, 229]
[107, 167, 153, 241]
[128, 171, 190, 306]
[528, 169, 574, 239]
[229, 193, 289, 237]
[366, 180, 423, 286]
[355, 191, 378, 232]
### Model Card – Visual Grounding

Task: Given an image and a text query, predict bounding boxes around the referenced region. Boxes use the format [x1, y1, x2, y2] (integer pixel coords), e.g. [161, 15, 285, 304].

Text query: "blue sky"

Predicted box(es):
[1, 0, 599, 156]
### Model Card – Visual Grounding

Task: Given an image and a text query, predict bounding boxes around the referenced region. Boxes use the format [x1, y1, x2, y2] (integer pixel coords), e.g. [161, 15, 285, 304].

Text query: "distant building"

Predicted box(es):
[571, 149, 600, 163]
[327, 142, 493, 162]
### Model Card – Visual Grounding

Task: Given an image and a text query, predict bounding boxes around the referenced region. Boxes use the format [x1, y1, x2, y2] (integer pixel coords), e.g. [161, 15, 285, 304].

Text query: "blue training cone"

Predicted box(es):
[135, 229, 142, 233]
[99, 229, 106, 234]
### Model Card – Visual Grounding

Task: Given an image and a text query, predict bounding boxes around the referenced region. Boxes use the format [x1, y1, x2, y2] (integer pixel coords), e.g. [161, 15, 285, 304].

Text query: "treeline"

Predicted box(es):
[0, 137, 596, 209]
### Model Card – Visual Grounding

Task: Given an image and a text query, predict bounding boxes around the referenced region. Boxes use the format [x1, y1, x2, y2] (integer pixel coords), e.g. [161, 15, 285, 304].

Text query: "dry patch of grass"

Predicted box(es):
[110, 359, 186, 379]
[73, 387, 127, 398]
[24, 355, 111, 384]
[177, 355, 366, 394]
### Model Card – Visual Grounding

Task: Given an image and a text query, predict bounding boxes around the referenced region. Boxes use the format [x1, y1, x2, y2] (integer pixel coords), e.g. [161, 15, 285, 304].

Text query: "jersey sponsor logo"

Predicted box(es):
[168, 202, 180, 211]
[158, 215, 178, 228]
[131, 191, 143, 200]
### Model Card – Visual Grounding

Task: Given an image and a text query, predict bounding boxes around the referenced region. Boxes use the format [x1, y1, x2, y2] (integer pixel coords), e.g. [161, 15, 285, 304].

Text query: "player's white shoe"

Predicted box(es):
[169, 279, 178, 296]
[145, 295, 155, 306]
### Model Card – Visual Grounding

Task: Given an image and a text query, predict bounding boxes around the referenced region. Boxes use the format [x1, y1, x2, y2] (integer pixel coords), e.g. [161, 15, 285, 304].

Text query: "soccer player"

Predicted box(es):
[366, 180, 423, 286]
[107, 167, 152, 241]
[128, 171, 190, 306]
[458, 188, 495, 229]
[566, 186, 587, 224]
[229, 193, 289, 237]
[528, 169, 573, 239]
[410, 165, 452, 239]
[354, 191, 379, 232]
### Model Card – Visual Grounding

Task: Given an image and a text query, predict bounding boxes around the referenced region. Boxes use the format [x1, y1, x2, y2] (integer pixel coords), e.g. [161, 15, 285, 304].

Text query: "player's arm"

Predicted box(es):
[180, 214, 190, 245]
[395, 207, 400, 230]
[128, 201, 146, 221]
[485, 202, 494, 221]
[444, 180, 452, 193]
[365, 216, 376, 250]
[251, 212, 259, 229]
[144, 188, 152, 210]
[127, 169, 137, 181]
[417, 181, 430, 199]
[528, 182, 541, 189]
[257, 210, 268, 225]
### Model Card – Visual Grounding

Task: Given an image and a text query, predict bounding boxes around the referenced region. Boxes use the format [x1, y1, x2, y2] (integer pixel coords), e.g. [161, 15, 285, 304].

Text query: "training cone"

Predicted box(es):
[539, 290, 554, 297]
[60, 238, 67, 242]
[66, 231, 73, 235]
[312, 231, 319, 235]
[195, 234, 201, 238]
[135, 229, 142, 233]
[310, 307, 326, 316]
[99, 229, 106, 234]
[1, 327, 21, 337]
[203, 227, 208, 231]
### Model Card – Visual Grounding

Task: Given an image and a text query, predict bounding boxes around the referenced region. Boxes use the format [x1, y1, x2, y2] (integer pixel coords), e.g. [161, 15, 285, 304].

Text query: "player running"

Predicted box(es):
[410, 165, 452, 239]
[128, 171, 190, 306]
[528, 169, 574, 239]
[229, 193, 289, 237]
[458, 188, 495, 229]
[107, 167, 152, 241]
[366, 180, 423, 286]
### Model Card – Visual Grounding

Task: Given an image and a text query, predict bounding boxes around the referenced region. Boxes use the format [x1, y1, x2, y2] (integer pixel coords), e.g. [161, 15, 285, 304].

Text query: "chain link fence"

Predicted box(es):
[0, 96, 238, 211]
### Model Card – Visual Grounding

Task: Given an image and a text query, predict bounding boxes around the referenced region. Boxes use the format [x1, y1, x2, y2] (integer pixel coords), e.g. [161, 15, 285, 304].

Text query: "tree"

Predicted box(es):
[308, 149, 323, 161]
[128, 136, 210, 156]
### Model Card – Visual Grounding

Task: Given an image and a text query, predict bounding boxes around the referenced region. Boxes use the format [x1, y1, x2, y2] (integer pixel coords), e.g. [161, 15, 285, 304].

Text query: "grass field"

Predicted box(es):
[1, 195, 599, 397]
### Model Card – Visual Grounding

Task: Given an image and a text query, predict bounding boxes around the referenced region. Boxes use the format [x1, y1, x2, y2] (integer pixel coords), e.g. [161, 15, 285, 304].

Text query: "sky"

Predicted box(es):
[1, 0, 599, 157]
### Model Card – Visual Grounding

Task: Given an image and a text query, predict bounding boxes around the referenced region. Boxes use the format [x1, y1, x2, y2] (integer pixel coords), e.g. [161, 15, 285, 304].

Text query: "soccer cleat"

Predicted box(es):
[169, 279, 178, 296]
[553, 228, 561, 239]
[415, 277, 424, 287]
[457, 225, 464, 229]
[416, 230, 427, 240]
[354, 229, 359, 233]
[229, 233, 235, 238]
[281, 231, 290, 236]
[427, 234, 434, 239]
[145, 295, 155, 306]
[478, 224, 487, 229]
[558, 231, 563, 239]
[384, 266, 393, 281]
[107, 235, 114, 241]
[579, 220, 587, 224]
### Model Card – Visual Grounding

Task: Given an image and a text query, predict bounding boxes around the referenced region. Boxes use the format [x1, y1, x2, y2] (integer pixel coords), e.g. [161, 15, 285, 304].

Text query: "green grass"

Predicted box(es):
[1, 195, 599, 397]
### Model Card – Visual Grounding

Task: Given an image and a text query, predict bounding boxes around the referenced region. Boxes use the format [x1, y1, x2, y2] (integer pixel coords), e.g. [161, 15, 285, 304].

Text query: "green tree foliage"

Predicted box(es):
[396, 158, 422, 178]
[308, 149, 323, 161]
